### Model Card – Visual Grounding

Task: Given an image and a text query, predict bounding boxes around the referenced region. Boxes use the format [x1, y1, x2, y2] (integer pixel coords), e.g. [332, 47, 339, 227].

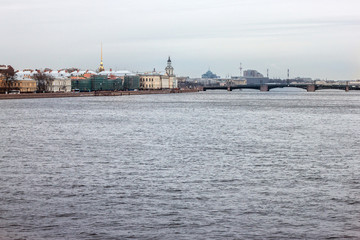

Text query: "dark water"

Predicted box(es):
[1, 90, 360, 239]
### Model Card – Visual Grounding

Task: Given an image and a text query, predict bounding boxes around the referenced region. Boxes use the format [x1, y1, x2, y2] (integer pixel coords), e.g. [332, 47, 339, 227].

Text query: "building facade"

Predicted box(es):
[0, 78, 37, 93]
[71, 75, 139, 92]
[51, 78, 72, 92]
[243, 70, 264, 78]
[139, 74, 162, 89]
[139, 57, 178, 90]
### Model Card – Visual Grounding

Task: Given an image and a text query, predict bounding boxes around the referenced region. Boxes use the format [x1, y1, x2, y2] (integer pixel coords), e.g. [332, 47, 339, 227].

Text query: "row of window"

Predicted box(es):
[2, 82, 36, 87]
[141, 78, 155, 82]
[140, 84, 154, 88]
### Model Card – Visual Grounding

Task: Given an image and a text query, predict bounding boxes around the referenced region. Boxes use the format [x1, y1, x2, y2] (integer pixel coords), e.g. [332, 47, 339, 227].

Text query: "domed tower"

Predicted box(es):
[165, 56, 174, 76]
[99, 43, 105, 72]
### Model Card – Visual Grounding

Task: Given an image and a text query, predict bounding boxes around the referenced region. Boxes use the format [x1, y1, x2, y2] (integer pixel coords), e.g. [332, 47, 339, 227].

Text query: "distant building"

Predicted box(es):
[139, 57, 178, 90]
[242, 69, 269, 84]
[349, 80, 360, 85]
[293, 77, 313, 83]
[243, 70, 263, 78]
[188, 78, 220, 87]
[229, 79, 247, 86]
[202, 69, 219, 79]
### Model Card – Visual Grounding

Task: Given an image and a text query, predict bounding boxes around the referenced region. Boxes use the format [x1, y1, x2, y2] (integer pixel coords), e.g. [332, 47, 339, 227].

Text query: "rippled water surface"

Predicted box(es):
[1, 90, 360, 239]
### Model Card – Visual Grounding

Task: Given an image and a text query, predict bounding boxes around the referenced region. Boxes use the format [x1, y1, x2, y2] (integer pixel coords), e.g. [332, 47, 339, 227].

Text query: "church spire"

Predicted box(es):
[99, 42, 105, 72]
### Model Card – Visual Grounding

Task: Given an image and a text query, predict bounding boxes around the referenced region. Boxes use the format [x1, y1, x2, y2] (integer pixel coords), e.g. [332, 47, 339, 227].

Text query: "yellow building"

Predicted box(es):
[139, 74, 162, 89]
[139, 57, 178, 90]
[0, 78, 37, 93]
[0, 69, 36, 93]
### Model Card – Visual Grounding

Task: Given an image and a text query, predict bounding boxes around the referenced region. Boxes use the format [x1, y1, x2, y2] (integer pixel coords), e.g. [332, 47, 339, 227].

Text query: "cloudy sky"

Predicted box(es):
[1, 0, 359, 79]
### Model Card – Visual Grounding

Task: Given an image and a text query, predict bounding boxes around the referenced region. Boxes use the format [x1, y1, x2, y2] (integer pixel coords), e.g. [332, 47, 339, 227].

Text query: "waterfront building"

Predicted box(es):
[46, 70, 71, 92]
[71, 73, 139, 92]
[123, 75, 140, 90]
[91, 75, 123, 91]
[51, 78, 71, 92]
[139, 72, 162, 90]
[98, 69, 140, 90]
[71, 77, 91, 92]
[14, 79, 37, 93]
[0, 71, 37, 93]
[139, 57, 178, 90]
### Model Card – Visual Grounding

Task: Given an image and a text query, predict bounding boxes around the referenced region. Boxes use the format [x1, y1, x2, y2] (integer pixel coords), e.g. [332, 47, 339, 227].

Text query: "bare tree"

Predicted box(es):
[60, 80, 68, 92]
[0, 65, 16, 93]
[33, 71, 54, 93]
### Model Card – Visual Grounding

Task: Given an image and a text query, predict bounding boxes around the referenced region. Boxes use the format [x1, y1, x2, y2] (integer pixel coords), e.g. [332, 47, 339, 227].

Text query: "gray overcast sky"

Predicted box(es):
[1, 0, 360, 79]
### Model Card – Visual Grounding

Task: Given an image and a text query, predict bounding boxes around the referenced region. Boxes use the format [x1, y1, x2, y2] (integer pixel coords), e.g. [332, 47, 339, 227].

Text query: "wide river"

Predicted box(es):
[0, 90, 360, 239]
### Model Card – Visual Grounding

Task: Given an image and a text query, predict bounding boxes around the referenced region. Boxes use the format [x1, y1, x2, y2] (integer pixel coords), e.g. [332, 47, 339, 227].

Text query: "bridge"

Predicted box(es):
[203, 83, 360, 92]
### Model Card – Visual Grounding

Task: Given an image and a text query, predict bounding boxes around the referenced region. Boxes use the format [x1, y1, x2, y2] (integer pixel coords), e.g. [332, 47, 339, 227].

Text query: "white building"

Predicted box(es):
[50, 78, 71, 92]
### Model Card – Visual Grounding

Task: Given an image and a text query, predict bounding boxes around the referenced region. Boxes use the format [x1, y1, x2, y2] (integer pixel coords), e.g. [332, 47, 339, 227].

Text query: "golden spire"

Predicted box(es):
[99, 42, 104, 72]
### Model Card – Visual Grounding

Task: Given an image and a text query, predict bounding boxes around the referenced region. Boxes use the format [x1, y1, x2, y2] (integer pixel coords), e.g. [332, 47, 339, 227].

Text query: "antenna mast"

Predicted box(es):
[239, 63, 242, 78]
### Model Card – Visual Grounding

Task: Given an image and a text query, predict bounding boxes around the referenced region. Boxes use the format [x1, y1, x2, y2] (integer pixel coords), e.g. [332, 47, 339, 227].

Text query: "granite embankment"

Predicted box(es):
[0, 89, 200, 100]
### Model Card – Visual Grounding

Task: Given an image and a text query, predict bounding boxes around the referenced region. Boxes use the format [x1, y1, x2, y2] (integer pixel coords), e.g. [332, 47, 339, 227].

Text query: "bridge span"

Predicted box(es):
[203, 83, 360, 92]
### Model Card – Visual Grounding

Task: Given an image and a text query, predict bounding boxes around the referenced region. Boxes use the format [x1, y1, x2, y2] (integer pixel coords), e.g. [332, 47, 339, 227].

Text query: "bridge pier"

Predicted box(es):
[307, 85, 316, 92]
[260, 85, 269, 92]
[345, 86, 349, 92]
[227, 87, 232, 91]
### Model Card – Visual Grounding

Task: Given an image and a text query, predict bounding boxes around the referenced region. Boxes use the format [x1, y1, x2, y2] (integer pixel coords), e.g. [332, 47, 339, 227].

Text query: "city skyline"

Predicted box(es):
[1, 0, 360, 80]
